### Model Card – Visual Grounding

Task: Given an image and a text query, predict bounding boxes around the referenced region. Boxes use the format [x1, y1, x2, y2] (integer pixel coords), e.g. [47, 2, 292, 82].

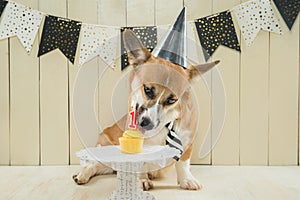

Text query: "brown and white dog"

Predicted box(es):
[73, 30, 220, 190]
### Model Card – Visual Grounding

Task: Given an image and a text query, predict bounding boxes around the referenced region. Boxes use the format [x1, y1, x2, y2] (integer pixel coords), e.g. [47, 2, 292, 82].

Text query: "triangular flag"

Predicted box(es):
[79, 23, 118, 67]
[38, 15, 82, 64]
[195, 11, 240, 60]
[156, 24, 171, 42]
[233, 0, 282, 46]
[273, 0, 300, 30]
[0, 0, 8, 17]
[121, 26, 157, 70]
[186, 21, 210, 63]
[0, 1, 43, 53]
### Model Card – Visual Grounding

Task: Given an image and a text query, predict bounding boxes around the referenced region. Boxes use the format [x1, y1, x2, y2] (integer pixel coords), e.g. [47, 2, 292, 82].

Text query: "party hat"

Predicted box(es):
[152, 7, 187, 68]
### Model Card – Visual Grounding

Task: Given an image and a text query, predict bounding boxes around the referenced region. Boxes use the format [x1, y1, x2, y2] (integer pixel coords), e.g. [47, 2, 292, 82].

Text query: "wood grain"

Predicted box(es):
[10, 0, 40, 165]
[269, 9, 299, 165]
[184, 0, 212, 164]
[1, 166, 300, 199]
[156, 0, 183, 25]
[211, 0, 240, 165]
[97, 0, 126, 142]
[240, 32, 269, 165]
[0, 39, 9, 165]
[127, 0, 154, 27]
[68, 0, 99, 164]
[0, 0, 299, 166]
[39, 0, 69, 165]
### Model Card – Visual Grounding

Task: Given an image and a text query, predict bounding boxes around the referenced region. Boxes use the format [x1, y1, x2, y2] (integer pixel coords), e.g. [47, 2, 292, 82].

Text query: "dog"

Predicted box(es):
[73, 29, 220, 190]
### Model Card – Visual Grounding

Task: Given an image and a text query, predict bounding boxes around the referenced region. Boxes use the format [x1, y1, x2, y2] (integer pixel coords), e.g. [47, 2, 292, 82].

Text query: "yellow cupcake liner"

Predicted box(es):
[119, 137, 144, 154]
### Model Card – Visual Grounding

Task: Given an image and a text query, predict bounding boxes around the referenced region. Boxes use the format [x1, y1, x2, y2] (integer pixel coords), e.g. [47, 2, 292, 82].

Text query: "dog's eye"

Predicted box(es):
[164, 98, 177, 106]
[143, 84, 155, 99]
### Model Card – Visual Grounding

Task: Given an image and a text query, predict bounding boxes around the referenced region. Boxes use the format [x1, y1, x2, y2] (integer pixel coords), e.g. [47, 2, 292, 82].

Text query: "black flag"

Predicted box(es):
[121, 26, 157, 70]
[38, 15, 82, 64]
[0, 0, 7, 17]
[195, 11, 240, 61]
[273, 0, 300, 30]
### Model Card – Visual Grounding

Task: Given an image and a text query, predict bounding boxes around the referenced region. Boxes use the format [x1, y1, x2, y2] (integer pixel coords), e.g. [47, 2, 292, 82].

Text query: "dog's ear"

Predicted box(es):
[123, 29, 152, 67]
[187, 60, 220, 80]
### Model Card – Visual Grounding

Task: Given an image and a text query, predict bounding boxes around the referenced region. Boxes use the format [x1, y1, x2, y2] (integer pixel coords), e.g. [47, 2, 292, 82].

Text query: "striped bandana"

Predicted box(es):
[165, 121, 183, 161]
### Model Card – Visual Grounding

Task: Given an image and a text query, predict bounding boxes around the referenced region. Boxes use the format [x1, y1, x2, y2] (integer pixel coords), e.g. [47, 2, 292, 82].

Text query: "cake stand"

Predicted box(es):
[76, 145, 180, 200]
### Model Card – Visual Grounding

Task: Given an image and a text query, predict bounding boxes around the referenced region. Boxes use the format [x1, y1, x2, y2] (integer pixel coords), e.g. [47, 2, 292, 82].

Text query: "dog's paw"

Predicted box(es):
[147, 171, 159, 180]
[179, 178, 202, 190]
[140, 178, 154, 191]
[72, 173, 90, 185]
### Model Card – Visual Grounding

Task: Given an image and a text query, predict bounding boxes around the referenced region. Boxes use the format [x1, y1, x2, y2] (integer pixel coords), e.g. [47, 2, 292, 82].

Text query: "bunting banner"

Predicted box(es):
[273, 0, 300, 30]
[0, 1, 43, 53]
[0, 0, 7, 17]
[120, 26, 157, 70]
[194, 11, 241, 61]
[79, 23, 119, 67]
[233, 0, 282, 46]
[38, 15, 82, 64]
[0, 0, 298, 67]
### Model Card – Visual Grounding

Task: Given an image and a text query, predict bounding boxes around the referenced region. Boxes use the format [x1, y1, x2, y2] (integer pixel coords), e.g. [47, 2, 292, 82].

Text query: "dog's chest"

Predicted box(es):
[144, 127, 169, 146]
[143, 125, 192, 149]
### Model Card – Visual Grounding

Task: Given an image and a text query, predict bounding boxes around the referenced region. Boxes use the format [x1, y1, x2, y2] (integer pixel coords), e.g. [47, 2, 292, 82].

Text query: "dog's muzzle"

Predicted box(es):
[139, 117, 154, 130]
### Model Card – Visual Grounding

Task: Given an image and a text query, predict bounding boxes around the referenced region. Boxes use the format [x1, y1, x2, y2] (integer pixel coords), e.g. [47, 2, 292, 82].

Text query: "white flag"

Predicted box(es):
[233, 0, 282, 46]
[0, 1, 43, 53]
[156, 24, 171, 43]
[79, 23, 119, 67]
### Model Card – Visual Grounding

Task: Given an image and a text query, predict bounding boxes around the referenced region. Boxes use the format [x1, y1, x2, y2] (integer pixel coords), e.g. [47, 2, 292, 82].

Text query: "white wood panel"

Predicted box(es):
[184, 0, 214, 19]
[68, 0, 99, 164]
[240, 31, 269, 165]
[156, 0, 183, 25]
[10, 0, 40, 165]
[39, 0, 69, 165]
[184, 0, 212, 164]
[127, 0, 154, 27]
[211, 0, 240, 165]
[98, 0, 126, 26]
[1, 0, 300, 166]
[97, 0, 126, 135]
[0, 39, 9, 165]
[269, 12, 299, 165]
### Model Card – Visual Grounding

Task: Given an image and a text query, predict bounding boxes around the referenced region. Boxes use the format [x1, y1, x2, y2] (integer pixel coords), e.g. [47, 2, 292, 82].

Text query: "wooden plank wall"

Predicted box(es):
[0, 0, 298, 166]
[39, 0, 69, 165]
[10, 0, 40, 165]
[211, 0, 240, 165]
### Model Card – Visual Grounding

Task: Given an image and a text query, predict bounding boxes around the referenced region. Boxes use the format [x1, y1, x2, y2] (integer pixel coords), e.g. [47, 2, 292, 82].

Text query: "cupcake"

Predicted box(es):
[119, 129, 144, 154]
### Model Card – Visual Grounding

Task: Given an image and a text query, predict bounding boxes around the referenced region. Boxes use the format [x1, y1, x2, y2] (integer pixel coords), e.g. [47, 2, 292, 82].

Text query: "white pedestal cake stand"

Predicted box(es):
[76, 145, 179, 200]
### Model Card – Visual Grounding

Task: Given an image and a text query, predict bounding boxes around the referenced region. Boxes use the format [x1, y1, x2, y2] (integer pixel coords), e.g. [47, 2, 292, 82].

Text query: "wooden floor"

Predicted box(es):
[0, 165, 299, 200]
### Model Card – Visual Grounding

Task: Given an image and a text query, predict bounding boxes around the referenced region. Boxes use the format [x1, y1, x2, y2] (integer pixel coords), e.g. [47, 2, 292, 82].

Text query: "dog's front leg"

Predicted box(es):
[73, 161, 114, 185]
[72, 116, 126, 185]
[175, 144, 202, 190]
[175, 159, 202, 190]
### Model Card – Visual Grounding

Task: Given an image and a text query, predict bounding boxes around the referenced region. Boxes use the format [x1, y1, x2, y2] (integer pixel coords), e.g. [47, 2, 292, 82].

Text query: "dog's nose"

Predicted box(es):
[140, 117, 151, 127]
[140, 117, 154, 130]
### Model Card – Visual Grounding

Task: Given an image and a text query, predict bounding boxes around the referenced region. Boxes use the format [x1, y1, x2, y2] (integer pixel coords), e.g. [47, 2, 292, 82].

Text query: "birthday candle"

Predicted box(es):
[128, 109, 137, 129]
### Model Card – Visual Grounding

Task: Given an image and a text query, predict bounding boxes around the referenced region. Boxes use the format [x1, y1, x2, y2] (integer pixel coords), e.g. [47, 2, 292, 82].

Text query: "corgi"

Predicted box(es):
[73, 29, 220, 190]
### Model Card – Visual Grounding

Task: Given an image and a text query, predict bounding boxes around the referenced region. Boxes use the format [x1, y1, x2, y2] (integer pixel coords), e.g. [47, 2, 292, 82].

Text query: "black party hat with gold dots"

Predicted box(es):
[152, 7, 187, 68]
